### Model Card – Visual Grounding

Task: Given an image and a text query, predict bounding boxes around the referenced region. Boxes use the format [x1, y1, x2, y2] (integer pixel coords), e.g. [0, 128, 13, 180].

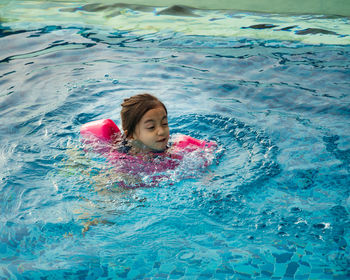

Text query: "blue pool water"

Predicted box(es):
[1, 1, 350, 279]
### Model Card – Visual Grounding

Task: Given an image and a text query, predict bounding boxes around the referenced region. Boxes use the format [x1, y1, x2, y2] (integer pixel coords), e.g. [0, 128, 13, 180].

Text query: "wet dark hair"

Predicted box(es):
[121, 93, 167, 138]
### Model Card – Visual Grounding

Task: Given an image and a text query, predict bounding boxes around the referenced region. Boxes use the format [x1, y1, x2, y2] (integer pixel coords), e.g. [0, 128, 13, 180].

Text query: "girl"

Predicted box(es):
[81, 93, 216, 185]
[77, 94, 216, 233]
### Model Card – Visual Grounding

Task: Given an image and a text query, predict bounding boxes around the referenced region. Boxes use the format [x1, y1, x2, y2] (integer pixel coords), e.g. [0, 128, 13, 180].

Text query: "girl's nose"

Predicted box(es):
[157, 126, 165, 135]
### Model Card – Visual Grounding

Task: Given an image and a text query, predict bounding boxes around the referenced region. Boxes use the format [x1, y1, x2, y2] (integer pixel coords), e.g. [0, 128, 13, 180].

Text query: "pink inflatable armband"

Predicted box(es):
[80, 119, 121, 143]
[171, 134, 216, 152]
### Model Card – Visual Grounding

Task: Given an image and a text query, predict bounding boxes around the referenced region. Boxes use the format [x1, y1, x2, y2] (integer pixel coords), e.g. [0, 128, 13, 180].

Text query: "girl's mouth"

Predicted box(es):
[156, 138, 167, 143]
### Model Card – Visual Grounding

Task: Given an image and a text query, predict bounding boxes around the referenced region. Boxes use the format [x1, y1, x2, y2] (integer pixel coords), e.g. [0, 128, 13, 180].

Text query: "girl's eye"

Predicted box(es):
[146, 127, 155, 130]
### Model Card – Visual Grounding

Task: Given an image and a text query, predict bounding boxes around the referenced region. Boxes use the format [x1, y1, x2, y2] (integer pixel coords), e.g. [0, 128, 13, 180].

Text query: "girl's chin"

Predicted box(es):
[131, 139, 168, 153]
[151, 144, 168, 152]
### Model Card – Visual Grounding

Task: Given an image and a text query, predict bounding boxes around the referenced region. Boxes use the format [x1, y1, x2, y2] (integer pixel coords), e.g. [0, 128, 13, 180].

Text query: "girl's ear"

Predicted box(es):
[124, 130, 133, 139]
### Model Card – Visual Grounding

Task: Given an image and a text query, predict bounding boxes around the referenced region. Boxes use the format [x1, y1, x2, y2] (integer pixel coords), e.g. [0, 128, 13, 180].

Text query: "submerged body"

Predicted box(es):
[80, 118, 217, 187]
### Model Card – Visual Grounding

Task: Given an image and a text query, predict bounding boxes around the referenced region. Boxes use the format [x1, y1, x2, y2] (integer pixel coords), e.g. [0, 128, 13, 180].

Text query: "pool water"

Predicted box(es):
[1, 1, 350, 279]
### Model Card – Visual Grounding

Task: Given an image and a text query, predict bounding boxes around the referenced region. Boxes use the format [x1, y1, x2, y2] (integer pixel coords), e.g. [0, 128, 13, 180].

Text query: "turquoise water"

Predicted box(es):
[1, 1, 350, 279]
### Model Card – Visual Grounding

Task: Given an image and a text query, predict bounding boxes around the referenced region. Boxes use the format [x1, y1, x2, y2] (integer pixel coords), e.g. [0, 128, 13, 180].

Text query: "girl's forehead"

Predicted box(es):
[141, 107, 167, 120]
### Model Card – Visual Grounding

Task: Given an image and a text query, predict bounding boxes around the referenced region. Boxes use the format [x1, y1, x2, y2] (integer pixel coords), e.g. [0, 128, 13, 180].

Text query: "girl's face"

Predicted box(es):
[132, 106, 169, 152]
